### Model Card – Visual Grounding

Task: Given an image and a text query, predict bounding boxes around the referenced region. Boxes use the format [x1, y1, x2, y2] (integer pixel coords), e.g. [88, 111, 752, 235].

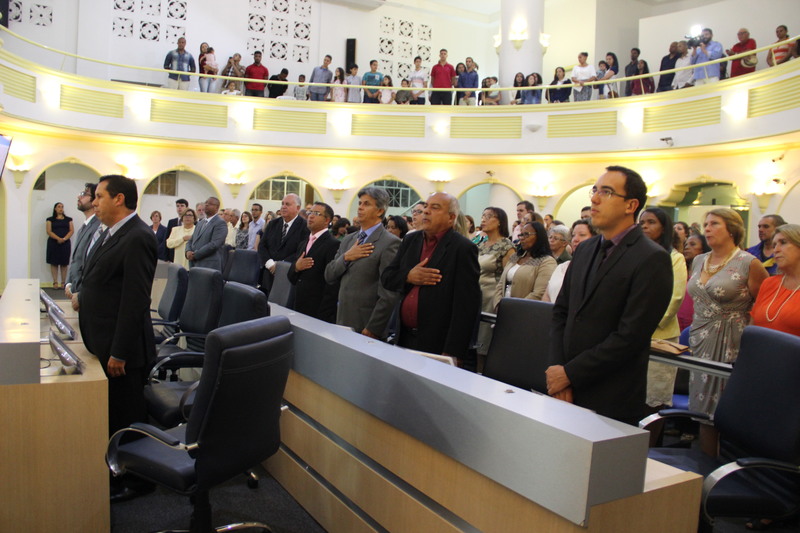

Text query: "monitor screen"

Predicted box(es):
[0, 134, 11, 180]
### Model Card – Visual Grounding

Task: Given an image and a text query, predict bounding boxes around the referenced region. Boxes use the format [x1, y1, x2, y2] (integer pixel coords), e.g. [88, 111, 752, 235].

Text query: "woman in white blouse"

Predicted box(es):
[166, 209, 196, 269]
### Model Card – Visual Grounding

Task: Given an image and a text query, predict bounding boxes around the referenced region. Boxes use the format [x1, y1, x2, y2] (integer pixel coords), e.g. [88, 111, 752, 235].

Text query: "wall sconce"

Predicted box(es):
[529, 177, 555, 211]
[326, 167, 350, 202]
[429, 170, 452, 193]
[539, 33, 551, 54]
[493, 33, 502, 55]
[222, 172, 247, 199]
[509, 19, 529, 50]
[6, 156, 31, 188]
[327, 186, 349, 203]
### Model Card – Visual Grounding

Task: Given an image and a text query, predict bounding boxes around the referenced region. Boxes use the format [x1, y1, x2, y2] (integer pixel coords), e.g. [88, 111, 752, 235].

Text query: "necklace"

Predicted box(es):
[765, 275, 800, 322]
[703, 247, 738, 275]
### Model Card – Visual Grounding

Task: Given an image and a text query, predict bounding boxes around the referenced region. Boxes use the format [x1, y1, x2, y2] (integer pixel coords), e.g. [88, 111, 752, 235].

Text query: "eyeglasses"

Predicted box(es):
[481, 213, 497, 220]
[518, 232, 536, 239]
[590, 186, 628, 200]
[306, 210, 325, 217]
[411, 209, 424, 215]
[548, 235, 564, 241]
[78, 191, 90, 197]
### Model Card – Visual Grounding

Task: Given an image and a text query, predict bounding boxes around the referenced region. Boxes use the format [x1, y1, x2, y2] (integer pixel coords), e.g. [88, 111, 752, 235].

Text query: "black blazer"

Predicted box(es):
[382, 229, 481, 359]
[165, 217, 179, 262]
[257, 216, 310, 267]
[287, 230, 340, 323]
[550, 225, 673, 423]
[78, 214, 158, 370]
[153, 224, 168, 261]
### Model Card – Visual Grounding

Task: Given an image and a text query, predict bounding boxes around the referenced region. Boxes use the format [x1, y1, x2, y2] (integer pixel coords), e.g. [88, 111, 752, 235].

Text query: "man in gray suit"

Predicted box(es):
[325, 187, 401, 340]
[185, 196, 227, 271]
[64, 182, 101, 298]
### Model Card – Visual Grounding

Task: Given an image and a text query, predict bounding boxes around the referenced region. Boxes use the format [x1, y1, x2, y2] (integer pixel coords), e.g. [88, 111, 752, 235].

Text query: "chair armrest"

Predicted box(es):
[702, 457, 800, 523]
[148, 352, 204, 381]
[639, 408, 710, 430]
[106, 422, 199, 476]
[151, 319, 179, 327]
[159, 331, 207, 347]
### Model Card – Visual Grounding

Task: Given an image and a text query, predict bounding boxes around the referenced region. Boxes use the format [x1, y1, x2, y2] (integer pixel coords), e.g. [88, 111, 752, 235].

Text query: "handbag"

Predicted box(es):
[650, 338, 690, 355]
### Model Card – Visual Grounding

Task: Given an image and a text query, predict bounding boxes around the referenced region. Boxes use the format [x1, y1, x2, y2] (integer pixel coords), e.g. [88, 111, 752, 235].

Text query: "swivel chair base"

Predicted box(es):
[157, 522, 270, 533]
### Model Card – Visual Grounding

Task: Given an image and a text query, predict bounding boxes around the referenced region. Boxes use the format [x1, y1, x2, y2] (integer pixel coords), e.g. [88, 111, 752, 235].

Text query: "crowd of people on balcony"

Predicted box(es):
[162, 24, 798, 103]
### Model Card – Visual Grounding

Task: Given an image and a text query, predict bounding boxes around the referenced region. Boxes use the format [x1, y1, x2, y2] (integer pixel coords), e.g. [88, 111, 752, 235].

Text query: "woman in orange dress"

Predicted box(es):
[751, 224, 800, 336]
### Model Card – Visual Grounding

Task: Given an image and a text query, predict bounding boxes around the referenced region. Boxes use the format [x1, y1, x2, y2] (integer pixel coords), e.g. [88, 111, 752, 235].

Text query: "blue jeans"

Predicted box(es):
[310, 92, 326, 101]
[198, 77, 211, 92]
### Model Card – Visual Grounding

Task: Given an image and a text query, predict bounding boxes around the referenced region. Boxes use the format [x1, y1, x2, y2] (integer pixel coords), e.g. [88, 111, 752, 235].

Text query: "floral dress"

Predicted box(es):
[687, 250, 754, 419]
[476, 238, 513, 354]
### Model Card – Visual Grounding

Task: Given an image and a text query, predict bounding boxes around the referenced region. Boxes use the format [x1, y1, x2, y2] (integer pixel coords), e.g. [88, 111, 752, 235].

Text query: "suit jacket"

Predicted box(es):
[153, 224, 168, 261]
[550, 225, 673, 423]
[78, 214, 157, 370]
[325, 224, 400, 338]
[257, 216, 309, 267]
[287, 230, 340, 323]
[185, 214, 227, 271]
[382, 229, 481, 358]
[65, 214, 101, 292]
[165, 217, 179, 262]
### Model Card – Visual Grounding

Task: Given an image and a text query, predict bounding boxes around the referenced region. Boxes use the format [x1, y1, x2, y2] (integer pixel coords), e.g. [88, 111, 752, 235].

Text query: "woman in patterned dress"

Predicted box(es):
[688, 208, 768, 456]
[475, 207, 514, 361]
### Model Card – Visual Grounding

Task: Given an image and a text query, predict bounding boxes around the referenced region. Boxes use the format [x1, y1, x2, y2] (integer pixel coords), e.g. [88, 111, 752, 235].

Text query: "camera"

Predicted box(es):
[685, 35, 702, 48]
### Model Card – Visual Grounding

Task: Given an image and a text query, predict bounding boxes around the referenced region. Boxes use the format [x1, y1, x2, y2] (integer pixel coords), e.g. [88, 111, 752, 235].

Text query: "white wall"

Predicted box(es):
[542, 0, 597, 82]
[138, 170, 218, 222]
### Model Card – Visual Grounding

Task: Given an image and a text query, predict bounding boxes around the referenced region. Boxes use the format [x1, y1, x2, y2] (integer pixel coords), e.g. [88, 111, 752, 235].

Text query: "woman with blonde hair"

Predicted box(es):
[688, 207, 768, 457]
[166, 208, 197, 269]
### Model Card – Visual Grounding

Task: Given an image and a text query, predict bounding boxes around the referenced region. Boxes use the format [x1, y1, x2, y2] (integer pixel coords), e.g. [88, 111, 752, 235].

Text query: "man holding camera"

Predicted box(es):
[690, 28, 724, 85]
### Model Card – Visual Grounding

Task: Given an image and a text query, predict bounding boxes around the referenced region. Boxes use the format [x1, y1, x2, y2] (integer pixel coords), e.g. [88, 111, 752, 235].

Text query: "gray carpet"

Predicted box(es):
[111, 465, 326, 533]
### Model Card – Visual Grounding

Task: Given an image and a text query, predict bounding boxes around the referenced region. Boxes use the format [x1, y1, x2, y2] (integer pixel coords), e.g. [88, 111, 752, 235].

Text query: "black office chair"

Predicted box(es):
[222, 249, 261, 287]
[107, 316, 293, 533]
[267, 261, 295, 309]
[155, 267, 224, 362]
[145, 282, 271, 427]
[151, 263, 189, 344]
[482, 298, 553, 394]
[641, 326, 800, 528]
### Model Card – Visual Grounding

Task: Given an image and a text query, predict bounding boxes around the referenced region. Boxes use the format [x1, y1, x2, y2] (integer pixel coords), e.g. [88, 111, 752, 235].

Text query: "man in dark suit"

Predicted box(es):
[64, 182, 100, 298]
[382, 192, 481, 367]
[164, 198, 188, 262]
[74, 174, 157, 499]
[546, 166, 673, 425]
[258, 193, 309, 291]
[288, 201, 340, 323]
[185, 196, 227, 271]
[325, 187, 400, 339]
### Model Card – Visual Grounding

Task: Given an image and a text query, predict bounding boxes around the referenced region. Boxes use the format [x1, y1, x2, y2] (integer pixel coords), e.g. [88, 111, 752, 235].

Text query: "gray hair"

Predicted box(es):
[448, 194, 461, 216]
[283, 193, 301, 206]
[549, 224, 570, 241]
[231, 209, 241, 217]
[357, 186, 390, 215]
[775, 224, 800, 249]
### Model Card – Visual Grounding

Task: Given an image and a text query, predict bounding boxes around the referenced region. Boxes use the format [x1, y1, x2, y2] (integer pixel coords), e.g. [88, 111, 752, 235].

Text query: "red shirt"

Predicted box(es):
[730, 38, 757, 77]
[430, 62, 456, 89]
[400, 230, 449, 328]
[244, 63, 269, 91]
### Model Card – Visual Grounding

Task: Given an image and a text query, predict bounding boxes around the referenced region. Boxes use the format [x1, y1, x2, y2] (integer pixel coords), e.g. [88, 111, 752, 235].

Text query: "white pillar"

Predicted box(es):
[499, 0, 545, 104]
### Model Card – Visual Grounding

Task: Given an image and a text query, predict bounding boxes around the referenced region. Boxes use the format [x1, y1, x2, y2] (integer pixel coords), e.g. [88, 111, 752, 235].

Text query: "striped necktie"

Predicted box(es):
[357, 231, 367, 245]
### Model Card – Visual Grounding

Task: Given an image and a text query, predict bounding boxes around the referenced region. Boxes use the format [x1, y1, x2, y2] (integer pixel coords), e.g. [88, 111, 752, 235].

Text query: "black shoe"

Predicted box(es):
[110, 483, 155, 503]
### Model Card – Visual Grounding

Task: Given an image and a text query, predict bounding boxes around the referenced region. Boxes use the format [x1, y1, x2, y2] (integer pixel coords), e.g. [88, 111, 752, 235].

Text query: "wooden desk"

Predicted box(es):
[0, 280, 110, 532]
[265, 306, 702, 533]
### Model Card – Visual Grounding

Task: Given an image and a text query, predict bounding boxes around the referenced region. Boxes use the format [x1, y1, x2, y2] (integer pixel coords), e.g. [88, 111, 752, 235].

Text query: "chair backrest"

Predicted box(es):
[186, 316, 293, 489]
[267, 261, 296, 308]
[179, 267, 224, 352]
[157, 263, 189, 322]
[483, 298, 553, 394]
[715, 326, 800, 464]
[218, 281, 270, 328]
[222, 249, 261, 287]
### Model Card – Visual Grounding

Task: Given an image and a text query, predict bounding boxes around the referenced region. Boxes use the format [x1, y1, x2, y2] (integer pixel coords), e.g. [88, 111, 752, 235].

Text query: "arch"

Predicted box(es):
[139, 167, 222, 225]
[551, 178, 595, 223]
[27, 160, 101, 280]
[141, 166, 223, 203]
[346, 175, 424, 219]
[775, 175, 800, 214]
[457, 180, 525, 222]
[248, 171, 324, 215]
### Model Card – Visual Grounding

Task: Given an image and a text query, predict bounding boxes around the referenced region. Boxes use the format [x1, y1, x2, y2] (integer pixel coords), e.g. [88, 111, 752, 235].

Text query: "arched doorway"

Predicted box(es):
[347, 177, 422, 220]
[457, 181, 523, 227]
[140, 168, 219, 224]
[249, 173, 322, 217]
[29, 161, 101, 281]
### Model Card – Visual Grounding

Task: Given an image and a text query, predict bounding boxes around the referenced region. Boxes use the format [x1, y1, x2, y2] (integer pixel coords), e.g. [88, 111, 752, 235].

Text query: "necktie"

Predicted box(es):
[305, 234, 317, 255]
[585, 239, 614, 294]
[357, 231, 367, 245]
[281, 222, 289, 241]
[86, 225, 107, 258]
